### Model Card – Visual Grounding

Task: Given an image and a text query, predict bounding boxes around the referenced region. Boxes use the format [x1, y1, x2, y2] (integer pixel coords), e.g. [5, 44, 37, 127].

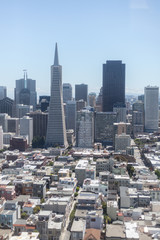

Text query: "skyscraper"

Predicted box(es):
[102, 60, 125, 112]
[15, 71, 37, 110]
[75, 84, 88, 103]
[144, 86, 159, 132]
[45, 43, 68, 147]
[63, 83, 72, 103]
[0, 86, 7, 100]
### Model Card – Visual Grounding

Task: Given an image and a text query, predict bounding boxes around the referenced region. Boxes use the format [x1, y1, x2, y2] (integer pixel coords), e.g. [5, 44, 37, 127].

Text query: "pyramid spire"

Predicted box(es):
[54, 43, 59, 66]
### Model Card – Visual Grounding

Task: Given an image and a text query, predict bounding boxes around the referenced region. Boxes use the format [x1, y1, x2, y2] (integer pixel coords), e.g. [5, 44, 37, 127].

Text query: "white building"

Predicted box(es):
[76, 110, 94, 148]
[144, 86, 159, 132]
[20, 116, 33, 145]
[16, 104, 33, 118]
[115, 134, 131, 153]
[0, 126, 3, 149]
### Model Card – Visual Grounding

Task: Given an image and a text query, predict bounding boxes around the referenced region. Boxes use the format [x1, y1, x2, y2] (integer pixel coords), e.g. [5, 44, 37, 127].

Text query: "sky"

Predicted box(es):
[0, 0, 160, 99]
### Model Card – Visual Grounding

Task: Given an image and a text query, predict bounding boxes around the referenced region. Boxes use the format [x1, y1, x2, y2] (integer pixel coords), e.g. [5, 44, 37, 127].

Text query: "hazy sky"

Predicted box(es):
[0, 0, 160, 99]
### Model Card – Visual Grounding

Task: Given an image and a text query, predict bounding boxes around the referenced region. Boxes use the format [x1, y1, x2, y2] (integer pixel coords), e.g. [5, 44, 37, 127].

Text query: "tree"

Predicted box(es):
[102, 201, 107, 215]
[155, 169, 160, 179]
[33, 206, 40, 214]
[76, 187, 80, 192]
[21, 212, 28, 219]
[127, 164, 135, 178]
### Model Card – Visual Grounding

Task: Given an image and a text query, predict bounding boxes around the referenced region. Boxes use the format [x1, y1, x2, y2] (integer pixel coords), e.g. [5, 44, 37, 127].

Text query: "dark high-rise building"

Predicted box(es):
[0, 97, 14, 117]
[15, 71, 37, 110]
[45, 43, 68, 147]
[27, 111, 48, 138]
[75, 84, 88, 103]
[102, 61, 125, 112]
[39, 96, 50, 112]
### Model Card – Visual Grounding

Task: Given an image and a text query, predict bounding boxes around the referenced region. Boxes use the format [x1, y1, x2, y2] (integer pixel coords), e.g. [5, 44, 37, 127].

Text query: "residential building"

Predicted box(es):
[75, 160, 96, 186]
[33, 181, 46, 199]
[70, 219, 86, 240]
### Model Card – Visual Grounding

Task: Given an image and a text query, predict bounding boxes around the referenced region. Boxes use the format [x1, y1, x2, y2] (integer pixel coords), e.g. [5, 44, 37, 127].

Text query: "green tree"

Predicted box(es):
[155, 169, 160, 179]
[76, 187, 80, 192]
[127, 164, 135, 178]
[33, 206, 40, 214]
[41, 198, 45, 204]
[102, 201, 107, 215]
[21, 212, 28, 219]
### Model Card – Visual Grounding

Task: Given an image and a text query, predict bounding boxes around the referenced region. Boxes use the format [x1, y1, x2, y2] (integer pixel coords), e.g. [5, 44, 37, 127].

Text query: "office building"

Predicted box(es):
[113, 122, 131, 146]
[75, 84, 88, 103]
[39, 96, 50, 112]
[0, 86, 7, 100]
[15, 71, 37, 110]
[76, 99, 86, 111]
[7, 118, 19, 134]
[20, 116, 33, 145]
[45, 43, 68, 147]
[88, 92, 96, 108]
[0, 113, 9, 132]
[15, 104, 33, 118]
[76, 110, 94, 148]
[27, 111, 48, 138]
[96, 87, 103, 112]
[113, 103, 126, 122]
[66, 100, 76, 134]
[0, 126, 3, 149]
[102, 60, 125, 112]
[63, 83, 72, 103]
[132, 101, 144, 137]
[95, 112, 117, 146]
[144, 86, 159, 132]
[115, 134, 131, 153]
[0, 97, 14, 117]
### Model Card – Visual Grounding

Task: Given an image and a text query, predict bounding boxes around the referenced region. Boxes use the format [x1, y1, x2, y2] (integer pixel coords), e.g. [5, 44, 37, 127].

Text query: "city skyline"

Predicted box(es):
[0, 0, 160, 98]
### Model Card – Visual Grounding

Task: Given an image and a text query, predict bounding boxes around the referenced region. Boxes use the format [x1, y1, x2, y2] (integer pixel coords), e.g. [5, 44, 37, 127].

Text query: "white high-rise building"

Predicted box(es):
[144, 86, 159, 132]
[76, 110, 94, 148]
[0, 126, 3, 149]
[63, 83, 72, 103]
[45, 43, 68, 148]
[0, 86, 7, 100]
[20, 116, 33, 145]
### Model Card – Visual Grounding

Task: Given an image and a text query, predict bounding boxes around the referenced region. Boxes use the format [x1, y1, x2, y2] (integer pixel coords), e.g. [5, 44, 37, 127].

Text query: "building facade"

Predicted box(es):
[102, 60, 125, 112]
[63, 83, 72, 103]
[75, 84, 88, 103]
[45, 43, 68, 148]
[144, 86, 159, 132]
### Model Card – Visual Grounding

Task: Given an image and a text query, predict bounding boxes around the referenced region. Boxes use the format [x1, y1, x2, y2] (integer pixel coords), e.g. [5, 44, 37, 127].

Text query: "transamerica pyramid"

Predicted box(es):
[45, 43, 68, 148]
